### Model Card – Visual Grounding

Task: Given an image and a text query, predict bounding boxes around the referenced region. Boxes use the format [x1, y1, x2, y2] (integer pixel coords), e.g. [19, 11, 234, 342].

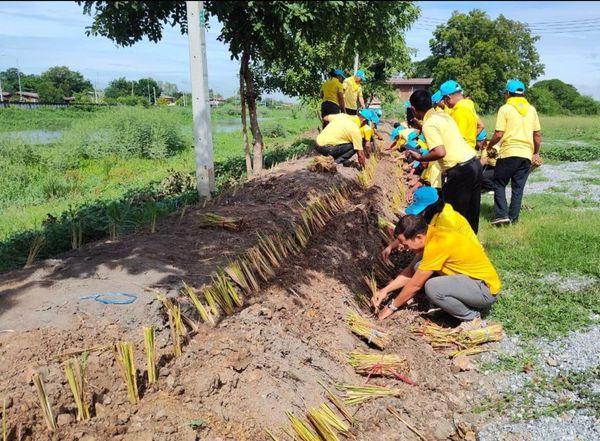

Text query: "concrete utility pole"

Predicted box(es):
[153, 86, 157, 105]
[186, 0, 215, 197]
[0, 77, 3, 103]
[354, 53, 359, 75]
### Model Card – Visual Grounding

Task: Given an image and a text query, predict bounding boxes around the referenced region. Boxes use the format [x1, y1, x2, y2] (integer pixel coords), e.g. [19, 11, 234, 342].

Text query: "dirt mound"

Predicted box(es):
[0, 150, 484, 441]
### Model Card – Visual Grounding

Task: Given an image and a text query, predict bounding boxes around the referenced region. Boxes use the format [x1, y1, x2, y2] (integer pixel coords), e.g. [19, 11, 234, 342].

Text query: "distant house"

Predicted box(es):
[63, 96, 76, 103]
[15, 91, 39, 103]
[209, 98, 225, 107]
[160, 95, 176, 105]
[387, 77, 433, 101]
[368, 97, 382, 110]
[0, 91, 11, 101]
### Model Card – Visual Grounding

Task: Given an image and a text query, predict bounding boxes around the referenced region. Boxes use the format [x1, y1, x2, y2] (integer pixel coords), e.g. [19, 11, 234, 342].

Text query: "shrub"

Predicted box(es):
[262, 123, 287, 138]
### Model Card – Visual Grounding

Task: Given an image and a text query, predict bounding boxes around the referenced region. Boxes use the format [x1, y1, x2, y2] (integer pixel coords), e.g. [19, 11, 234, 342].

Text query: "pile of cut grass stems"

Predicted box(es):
[286, 411, 320, 441]
[143, 326, 157, 385]
[347, 350, 407, 377]
[198, 212, 244, 231]
[307, 403, 353, 440]
[334, 383, 402, 406]
[64, 353, 90, 421]
[32, 372, 56, 432]
[346, 309, 390, 349]
[356, 155, 377, 189]
[307, 155, 337, 174]
[318, 381, 354, 425]
[416, 322, 504, 357]
[114, 342, 139, 404]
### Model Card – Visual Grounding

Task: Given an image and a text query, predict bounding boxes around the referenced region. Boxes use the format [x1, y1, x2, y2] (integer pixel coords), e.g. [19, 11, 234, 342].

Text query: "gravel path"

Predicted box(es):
[525, 160, 600, 202]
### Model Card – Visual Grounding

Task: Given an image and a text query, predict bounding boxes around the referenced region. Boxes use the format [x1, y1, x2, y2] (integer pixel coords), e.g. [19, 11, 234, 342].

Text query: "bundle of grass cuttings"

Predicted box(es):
[114, 342, 139, 404]
[64, 353, 91, 421]
[198, 212, 244, 231]
[415, 322, 504, 357]
[307, 403, 353, 440]
[377, 216, 395, 242]
[143, 327, 157, 384]
[317, 380, 354, 425]
[357, 156, 377, 188]
[286, 411, 320, 441]
[334, 384, 402, 406]
[32, 372, 56, 432]
[346, 351, 415, 386]
[346, 310, 390, 349]
[307, 155, 338, 174]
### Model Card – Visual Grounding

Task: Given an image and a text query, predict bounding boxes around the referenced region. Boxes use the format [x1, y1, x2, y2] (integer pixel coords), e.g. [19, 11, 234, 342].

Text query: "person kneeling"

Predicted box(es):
[315, 113, 367, 167]
[373, 215, 500, 325]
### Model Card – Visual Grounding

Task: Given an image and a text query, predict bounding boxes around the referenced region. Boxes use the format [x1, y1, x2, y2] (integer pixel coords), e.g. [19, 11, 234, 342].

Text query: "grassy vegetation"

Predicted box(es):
[479, 193, 600, 339]
[0, 104, 318, 271]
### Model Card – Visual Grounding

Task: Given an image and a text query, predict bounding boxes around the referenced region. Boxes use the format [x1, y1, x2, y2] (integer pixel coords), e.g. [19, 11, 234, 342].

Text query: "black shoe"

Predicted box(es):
[491, 217, 510, 226]
[342, 160, 353, 167]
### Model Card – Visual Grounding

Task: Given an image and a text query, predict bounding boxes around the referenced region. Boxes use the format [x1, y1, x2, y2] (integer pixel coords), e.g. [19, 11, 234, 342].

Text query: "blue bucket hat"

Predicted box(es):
[359, 108, 379, 125]
[375, 108, 382, 117]
[476, 128, 487, 142]
[355, 70, 366, 81]
[431, 90, 443, 105]
[506, 79, 525, 94]
[405, 131, 420, 150]
[439, 80, 462, 97]
[333, 68, 345, 78]
[405, 186, 439, 216]
[390, 124, 406, 140]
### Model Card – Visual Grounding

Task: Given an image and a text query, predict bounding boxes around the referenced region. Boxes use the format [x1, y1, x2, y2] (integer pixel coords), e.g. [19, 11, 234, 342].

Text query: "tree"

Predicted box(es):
[414, 9, 544, 113]
[158, 80, 179, 96]
[78, 1, 419, 175]
[40, 66, 93, 97]
[104, 77, 135, 99]
[529, 79, 600, 115]
[135, 77, 161, 102]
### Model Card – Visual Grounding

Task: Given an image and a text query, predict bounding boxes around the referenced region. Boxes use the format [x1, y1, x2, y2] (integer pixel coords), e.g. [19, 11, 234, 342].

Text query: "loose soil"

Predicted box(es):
[1, 134, 492, 441]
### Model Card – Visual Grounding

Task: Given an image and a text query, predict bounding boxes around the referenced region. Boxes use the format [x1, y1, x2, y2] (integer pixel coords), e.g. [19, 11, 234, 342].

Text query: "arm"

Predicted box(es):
[533, 131, 542, 154]
[337, 91, 346, 112]
[381, 237, 401, 261]
[371, 263, 415, 307]
[357, 150, 366, 167]
[378, 269, 434, 320]
[486, 130, 504, 150]
[408, 145, 446, 162]
[358, 89, 365, 109]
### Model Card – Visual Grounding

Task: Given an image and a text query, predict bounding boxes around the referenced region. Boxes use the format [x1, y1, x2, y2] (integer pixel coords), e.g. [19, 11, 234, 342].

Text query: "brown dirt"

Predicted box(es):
[0, 143, 490, 441]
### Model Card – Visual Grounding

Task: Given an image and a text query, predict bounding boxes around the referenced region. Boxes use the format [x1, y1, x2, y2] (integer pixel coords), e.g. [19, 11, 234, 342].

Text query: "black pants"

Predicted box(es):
[345, 108, 358, 116]
[442, 157, 482, 233]
[481, 165, 495, 192]
[493, 157, 531, 222]
[315, 142, 356, 164]
[321, 101, 340, 118]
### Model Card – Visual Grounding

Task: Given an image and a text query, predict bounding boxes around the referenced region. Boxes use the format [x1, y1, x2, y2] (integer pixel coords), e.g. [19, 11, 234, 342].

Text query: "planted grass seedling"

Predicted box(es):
[32, 372, 56, 432]
[334, 383, 401, 406]
[64, 353, 91, 421]
[143, 327, 157, 385]
[25, 234, 45, 268]
[346, 309, 390, 349]
[2, 397, 7, 441]
[114, 342, 139, 404]
[182, 282, 216, 325]
[168, 306, 187, 357]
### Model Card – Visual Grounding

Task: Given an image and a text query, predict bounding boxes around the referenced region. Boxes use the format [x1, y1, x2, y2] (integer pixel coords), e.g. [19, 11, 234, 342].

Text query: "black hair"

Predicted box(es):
[393, 215, 428, 239]
[409, 89, 432, 112]
[406, 107, 417, 128]
[393, 122, 401, 128]
[421, 195, 445, 224]
[507, 92, 525, 97]
[329, 69, 336, 77]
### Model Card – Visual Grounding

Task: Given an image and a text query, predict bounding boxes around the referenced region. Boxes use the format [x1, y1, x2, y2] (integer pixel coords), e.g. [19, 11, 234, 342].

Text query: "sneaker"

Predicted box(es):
[457, 317, 486, 332]
[341, 160, 354, 167]
[490, 217, 510, 226]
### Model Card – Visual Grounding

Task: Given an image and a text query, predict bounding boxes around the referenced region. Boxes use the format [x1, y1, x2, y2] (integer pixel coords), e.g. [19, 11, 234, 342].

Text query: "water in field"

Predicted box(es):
[0, 129, 62, 144]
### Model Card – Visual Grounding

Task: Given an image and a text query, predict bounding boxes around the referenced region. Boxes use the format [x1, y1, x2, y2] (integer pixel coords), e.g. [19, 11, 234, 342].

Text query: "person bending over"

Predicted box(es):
[315, 113, 367, 167]
[373, 215, 500, 324]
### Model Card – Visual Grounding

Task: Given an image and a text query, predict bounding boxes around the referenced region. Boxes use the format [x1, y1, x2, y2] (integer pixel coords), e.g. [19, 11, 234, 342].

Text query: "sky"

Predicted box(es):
[0, 1, 599, 99]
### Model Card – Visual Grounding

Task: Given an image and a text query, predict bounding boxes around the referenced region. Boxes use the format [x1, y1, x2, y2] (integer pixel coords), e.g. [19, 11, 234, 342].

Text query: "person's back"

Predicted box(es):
[430, 203, 477, 242]
[321, 77, 343, 105]
[450, 98, 479, 149]
[422, 111, 475, 171]
[342, 75, 362, 112]
[316, 114, 361, 148]
[496, 98, 540, 160]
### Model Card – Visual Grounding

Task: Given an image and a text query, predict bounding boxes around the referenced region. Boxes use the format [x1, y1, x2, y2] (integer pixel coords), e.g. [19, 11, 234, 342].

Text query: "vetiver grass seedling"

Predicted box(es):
[334, 384, 401, 406]
[32, 372, 56, 432]
[346, 310, 390, 349]
[182, 282, 216, 325]
[64, 353, 91, 421]
[286, 411, 320, 441]
[114, 342, 139, 404]
[143, 327, 157, 385]
[25, 234, 44, 268]
[2, 397, 7, 441]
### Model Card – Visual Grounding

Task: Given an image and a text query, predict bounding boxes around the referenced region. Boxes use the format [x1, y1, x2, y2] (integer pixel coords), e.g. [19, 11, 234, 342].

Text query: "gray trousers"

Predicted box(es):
[424, 275, 496, 321]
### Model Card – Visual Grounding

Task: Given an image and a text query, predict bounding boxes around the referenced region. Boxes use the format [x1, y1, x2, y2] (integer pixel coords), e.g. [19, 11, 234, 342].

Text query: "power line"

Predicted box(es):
[417, 15, 600, 30]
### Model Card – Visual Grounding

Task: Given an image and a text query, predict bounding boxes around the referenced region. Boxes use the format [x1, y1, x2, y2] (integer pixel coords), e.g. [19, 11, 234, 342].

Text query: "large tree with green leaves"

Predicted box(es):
[40, 66, 93, 97]
[413, 9, 544, 113]
[529, 79, 600, 115]
[78, 1, 418, 174]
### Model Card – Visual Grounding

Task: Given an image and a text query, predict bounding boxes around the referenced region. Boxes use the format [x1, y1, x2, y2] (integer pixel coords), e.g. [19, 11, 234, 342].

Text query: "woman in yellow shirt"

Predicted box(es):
[320, 69, 346, 126]
[374, 215, 500, 324]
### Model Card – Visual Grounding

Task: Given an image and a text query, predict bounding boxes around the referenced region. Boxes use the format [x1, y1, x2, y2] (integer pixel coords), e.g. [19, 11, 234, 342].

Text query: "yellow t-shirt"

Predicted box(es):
[361, 124, 374, 142]
[423, 160, 443, 188]
[430, 203, 477, 242]
[342, 76, 362, 110]
[495, 97, 541, 161]
[396, 128, 416, 144]
[321, 78, 343, 105]
[316, 114, 363, 151]
[449, 98, 479, 149]
[419, 226, 501, 294]
[422, 109, 475, 171]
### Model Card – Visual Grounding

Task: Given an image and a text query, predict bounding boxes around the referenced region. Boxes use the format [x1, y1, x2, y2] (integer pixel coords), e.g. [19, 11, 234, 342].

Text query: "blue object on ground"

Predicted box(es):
[79, 292, 138, 305]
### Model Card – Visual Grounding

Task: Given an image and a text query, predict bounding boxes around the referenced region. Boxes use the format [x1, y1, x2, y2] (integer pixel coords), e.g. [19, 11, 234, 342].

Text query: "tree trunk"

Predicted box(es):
[241, 54, 264, 173]
[239, 53, 252, 177]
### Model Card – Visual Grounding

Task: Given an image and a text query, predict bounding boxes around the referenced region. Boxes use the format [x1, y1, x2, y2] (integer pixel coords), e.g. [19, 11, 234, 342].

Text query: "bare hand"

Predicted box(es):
[407, 150, 421, 160]
[381, 245, 393, 262]
[371, 289, 388, 309]
[378, 306, 394, 320]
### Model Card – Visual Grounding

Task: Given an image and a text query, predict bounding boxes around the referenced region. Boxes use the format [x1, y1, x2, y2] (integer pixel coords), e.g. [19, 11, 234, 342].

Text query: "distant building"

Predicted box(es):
[63, 96, 76, 103]
[0, 91, 11, 101]
[209, 98, 225, 107]
[160, 95, 176, 105]
[15, 91, 39, 103]
[368, 97, 382, 110]
[387, 77, 433, 101]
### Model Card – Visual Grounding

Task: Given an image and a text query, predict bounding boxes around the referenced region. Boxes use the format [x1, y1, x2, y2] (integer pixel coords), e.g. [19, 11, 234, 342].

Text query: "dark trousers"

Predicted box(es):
[481, 165, 495, 192]
[321, 101, 340, 118]
[442, 157, 482, 233]
[315, 142, 355, 164]
[345, 108, 358, 116]
[493, 157, 531, 222]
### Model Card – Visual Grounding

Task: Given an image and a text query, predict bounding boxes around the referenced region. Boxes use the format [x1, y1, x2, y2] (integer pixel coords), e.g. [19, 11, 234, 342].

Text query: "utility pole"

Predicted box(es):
[186, 0, 214, 197]
[0, 77, 3, 103]
[153, 86, 157, 105]
[131, 80, 134, 97]
[354, 53, 359, 75]
[147, 82, 151, 104]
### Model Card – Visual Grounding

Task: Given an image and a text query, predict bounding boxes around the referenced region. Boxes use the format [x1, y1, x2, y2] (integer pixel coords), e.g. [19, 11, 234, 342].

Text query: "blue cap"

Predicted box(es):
[333, 69, 345, 78]
[355, 70, 366, 81]
[359, 108, 379, 125]
[405, 131, 420, 150]
[506, 79, 525, 94]
[404, 100, 411, 109]
[390, 125, 406, 140]
[439, 80, 462, 97]
[405, 186, 439, 216]
[375, 108, 382, 117]
[476, 128, 487, 142]
[431, 90, 443, 105]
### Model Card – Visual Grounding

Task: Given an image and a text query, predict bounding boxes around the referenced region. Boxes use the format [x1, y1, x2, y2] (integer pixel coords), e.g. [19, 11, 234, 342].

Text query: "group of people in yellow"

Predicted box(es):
[316, 72, 542, 326]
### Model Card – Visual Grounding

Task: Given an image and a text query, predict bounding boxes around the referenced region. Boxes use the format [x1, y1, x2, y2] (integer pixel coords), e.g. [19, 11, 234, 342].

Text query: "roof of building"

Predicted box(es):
[16, 91, 39, 98]
[387, 77, 433, 86]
